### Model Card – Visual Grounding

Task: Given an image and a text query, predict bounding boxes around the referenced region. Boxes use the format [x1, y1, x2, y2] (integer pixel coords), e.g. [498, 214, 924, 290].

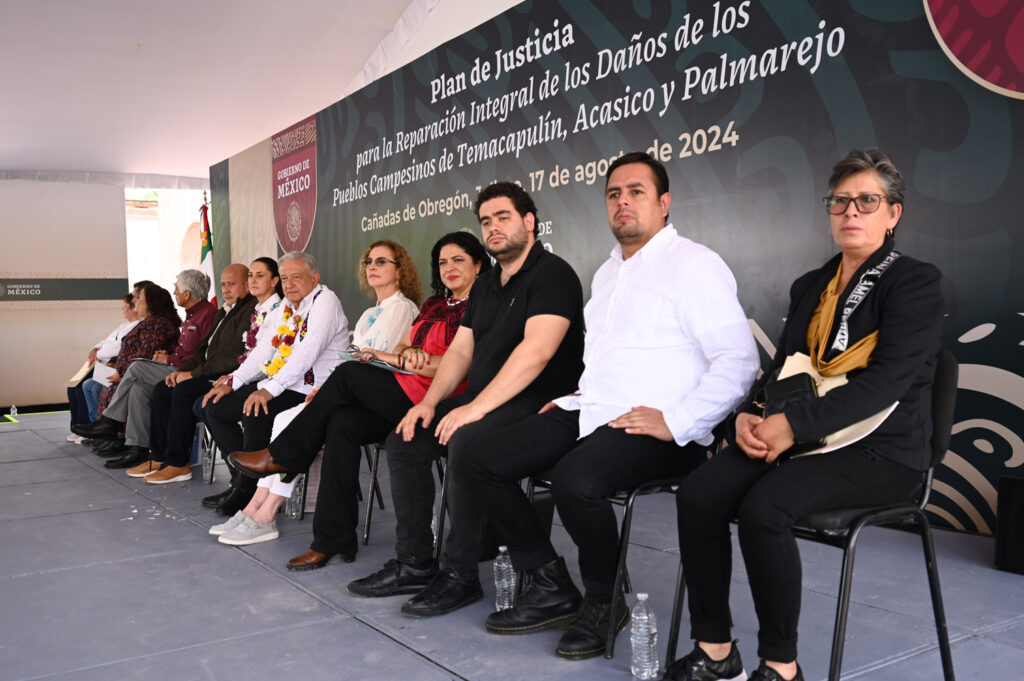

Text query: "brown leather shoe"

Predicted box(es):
[286, 549, 354, 571]
[228, 449, 292, 479]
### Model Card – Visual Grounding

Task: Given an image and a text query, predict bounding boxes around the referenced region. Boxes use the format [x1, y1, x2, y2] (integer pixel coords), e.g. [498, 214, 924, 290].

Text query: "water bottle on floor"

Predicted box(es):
[493, 545, 516, 611]
[9, 405, 17, 418]
[630, 592, 658, 679]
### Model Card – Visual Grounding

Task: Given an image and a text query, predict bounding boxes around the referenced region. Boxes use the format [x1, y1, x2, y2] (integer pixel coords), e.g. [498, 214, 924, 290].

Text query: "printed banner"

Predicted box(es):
[216, 0, 1024, 535]
[272, 116, 318, 253]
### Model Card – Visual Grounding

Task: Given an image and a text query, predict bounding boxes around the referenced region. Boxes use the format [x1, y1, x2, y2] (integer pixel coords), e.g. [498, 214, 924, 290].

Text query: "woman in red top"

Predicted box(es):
[227, 232, 491, 568]
[97, 283, 181, 415]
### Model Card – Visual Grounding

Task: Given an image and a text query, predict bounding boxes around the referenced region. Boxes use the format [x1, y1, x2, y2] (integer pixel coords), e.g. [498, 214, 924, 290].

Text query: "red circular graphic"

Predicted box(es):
[925, 0, 1024, 99]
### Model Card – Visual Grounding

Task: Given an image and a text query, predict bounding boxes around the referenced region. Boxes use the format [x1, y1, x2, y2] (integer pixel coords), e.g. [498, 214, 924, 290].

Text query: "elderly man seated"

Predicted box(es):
[128, 263, 256, 484]
[73, 269, 217, 469]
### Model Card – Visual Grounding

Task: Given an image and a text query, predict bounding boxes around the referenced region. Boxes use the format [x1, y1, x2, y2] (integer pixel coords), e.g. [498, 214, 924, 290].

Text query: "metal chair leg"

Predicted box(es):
[914, 510, 957, 681]
[827, 522, 865, 681]
[201, 425, 217, 484]
[606, 488, 640, 659]
[363, 444, 384, 545]
[666, 558, 686, 667]
[433, 458, 447, 561]
[366, 444, 385, 509]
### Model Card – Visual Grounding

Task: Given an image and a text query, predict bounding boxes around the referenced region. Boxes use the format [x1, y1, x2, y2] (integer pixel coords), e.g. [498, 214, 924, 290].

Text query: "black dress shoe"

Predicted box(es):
[215, 485, 254, 516]
[400, 567, 483, 617]
[72, 416, 124, 440]
[485, 556, 582, 634]
[664, 640, 745, 681]
[201, 487, 234, 508]
[348, 558, 437, 597]
[94, 440, 127, 457]
[555, 592, 629, 660]
[104, 446, 150, 469]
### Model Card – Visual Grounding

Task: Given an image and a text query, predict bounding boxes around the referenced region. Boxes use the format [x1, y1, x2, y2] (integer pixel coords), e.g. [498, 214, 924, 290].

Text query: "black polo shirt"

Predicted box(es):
[461, 241, 584, 399]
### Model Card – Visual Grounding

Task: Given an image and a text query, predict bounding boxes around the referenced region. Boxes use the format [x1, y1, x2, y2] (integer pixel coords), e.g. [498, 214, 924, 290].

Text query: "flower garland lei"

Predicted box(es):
[239, 300, 280, 364]
[262, 304, 307, 376]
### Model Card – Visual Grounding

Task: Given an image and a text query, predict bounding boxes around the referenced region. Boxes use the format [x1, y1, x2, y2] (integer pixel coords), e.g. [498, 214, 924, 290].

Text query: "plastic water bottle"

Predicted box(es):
[283, 474, 305, 519]
[8, 405, 16, 418]
[630, 592, 659, 679]
[493, 545, 516, 611]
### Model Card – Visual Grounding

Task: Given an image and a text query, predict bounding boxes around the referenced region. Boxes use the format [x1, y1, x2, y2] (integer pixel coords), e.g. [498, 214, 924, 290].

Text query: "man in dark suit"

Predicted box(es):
[130, 264, 257, 484]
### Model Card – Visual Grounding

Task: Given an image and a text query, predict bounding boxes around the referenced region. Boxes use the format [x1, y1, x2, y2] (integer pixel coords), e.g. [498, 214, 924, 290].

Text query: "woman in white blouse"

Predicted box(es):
[213, 240, 422, 545]
[74, 293, 141, 432]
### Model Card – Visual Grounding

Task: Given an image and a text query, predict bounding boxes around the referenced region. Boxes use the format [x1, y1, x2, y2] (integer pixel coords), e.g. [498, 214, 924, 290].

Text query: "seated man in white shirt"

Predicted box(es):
[202, 251, 349, 516]
[457, 152, 760, 660]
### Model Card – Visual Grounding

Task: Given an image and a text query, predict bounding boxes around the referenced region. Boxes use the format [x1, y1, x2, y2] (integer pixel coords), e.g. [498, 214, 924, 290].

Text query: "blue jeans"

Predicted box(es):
[82, 379, 104, 422]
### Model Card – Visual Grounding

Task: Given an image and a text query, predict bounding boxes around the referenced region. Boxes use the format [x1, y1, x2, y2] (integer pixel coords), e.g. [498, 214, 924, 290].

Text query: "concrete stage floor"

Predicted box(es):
[1, 412, 1021, 680]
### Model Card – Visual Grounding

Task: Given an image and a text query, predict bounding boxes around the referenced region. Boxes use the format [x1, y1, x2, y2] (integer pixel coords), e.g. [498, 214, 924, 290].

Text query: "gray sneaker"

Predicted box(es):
[218, 516, 279, 545]
[209, 511, 247, 536]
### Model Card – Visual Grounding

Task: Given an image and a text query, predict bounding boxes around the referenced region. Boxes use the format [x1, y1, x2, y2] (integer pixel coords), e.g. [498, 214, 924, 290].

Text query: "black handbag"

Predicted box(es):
[762, 371, 818, 417]
[759, 370, 824, 458]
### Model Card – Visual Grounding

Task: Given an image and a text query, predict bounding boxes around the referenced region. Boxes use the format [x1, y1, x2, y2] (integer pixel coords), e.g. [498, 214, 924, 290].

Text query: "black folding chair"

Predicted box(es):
[666, 349, 958, 680]
[286, 443, 386, 528]
[526, 425, 724, 660]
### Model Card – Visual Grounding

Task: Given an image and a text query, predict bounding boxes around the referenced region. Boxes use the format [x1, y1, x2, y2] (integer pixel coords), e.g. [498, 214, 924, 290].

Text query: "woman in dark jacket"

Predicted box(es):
[668, 149, 945, 681]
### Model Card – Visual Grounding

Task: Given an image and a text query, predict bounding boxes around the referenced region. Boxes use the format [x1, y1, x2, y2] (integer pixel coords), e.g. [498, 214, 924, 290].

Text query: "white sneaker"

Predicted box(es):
[209, 510, 247, 536]
[218, 516, 279, 545]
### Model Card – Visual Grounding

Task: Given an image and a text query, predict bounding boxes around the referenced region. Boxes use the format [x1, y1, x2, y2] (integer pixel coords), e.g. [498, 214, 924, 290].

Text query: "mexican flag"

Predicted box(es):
[200, 202, 217, 307]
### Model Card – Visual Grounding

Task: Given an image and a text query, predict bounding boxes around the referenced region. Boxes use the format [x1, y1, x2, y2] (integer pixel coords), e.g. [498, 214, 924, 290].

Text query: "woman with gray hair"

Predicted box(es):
[668, 149, 945, 681]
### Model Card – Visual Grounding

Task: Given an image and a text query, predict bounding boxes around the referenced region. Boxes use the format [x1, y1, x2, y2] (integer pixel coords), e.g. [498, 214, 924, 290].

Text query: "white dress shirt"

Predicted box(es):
[351, 290, 420, 351]
[231, 285, 348, 396]
[553, 225, 759, 446]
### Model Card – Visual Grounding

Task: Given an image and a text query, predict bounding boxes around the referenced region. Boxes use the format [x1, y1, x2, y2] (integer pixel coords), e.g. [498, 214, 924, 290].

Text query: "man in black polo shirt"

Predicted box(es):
[347, 181, 585, 618]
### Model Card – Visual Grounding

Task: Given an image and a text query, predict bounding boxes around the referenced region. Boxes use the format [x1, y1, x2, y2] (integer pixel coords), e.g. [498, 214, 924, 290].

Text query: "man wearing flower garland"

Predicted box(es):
[203, 252, 349, 515]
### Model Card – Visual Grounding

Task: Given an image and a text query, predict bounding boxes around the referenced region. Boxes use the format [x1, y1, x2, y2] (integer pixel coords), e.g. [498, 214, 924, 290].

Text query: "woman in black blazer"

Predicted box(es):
[667, 149, 945, 681]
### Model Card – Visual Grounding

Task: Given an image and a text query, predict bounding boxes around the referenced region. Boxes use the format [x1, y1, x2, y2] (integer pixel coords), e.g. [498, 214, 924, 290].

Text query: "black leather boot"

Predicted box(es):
[485, 556, 582, 634]
[555, 592, 629, 660]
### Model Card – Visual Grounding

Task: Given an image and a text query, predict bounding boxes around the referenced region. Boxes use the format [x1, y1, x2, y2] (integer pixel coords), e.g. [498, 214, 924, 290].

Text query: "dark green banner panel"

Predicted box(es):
[222, 0, 1024, 534]
[0, 278, 129, 301]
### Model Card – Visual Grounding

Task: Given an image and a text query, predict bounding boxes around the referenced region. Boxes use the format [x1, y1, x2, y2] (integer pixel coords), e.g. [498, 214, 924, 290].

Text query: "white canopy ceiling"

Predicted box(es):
[0, 0, 478, 181]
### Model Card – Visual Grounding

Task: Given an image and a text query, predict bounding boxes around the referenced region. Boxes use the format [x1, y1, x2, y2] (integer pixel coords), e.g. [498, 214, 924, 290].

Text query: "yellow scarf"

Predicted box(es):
[806, 263, 878, 377]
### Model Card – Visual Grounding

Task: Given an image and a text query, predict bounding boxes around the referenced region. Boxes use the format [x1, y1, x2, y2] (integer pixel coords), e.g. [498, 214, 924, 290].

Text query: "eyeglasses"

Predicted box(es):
[362, 257, 397, 268]
[823, 194, 888, 215]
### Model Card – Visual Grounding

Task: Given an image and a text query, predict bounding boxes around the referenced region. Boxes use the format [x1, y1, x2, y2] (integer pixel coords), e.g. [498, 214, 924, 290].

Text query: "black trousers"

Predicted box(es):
[67, 382, 91, 427]
[149, 374, 215, 467]
[459, 407, 706, 597]
[205, 383, 306, 490]
[385, 391, 544, 576]
[676, 443, 923, 662]
[270, 362, 413, 555]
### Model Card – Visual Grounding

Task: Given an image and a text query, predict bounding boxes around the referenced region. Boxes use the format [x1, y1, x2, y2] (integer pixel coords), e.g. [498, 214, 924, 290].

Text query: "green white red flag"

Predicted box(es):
[199, 203, 217, 306]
